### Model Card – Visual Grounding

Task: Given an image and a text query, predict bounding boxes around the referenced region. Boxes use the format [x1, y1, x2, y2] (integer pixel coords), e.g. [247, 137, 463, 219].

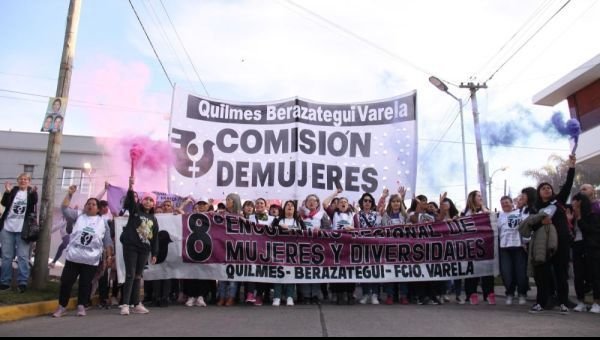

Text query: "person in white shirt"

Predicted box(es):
[498, 196, 528, 305]
[0, 173, 38, 293]
[52, 193, 113, 318]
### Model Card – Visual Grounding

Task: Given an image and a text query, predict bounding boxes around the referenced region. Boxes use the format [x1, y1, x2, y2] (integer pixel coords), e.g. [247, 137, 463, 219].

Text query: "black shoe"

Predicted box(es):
[17, 285, 26, 294]
[347, 294, 355, 305]
[0, 284, 10, 292]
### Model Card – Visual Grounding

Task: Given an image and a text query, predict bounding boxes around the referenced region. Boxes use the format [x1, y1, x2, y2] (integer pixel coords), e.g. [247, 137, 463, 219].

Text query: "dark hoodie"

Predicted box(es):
[536, 167, 575, 245]
[119, 189, 159, 257]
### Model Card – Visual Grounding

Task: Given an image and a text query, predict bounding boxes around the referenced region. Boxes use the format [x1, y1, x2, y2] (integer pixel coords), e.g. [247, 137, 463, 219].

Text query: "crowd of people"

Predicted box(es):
[1, 154, 600, 318]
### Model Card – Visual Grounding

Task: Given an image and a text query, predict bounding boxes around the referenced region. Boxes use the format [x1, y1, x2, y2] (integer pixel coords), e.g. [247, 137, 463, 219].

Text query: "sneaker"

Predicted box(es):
[400, 296, 409, 305]
[133, 303, 149, 314]
[17, 285, 26, 294]
[371, 294, 380, 305]
[185, 297, 196, 307]
[590, 303, 600, 314]
[487, 293, 496, 305]
[77, 305, 86, 317]
[245, 292, 256, 303]
[359, 295, 369, 305]
[506, 296, 513, 305]
[385, 296, 394, 305]
[529, 304, 544, 314]
[428, 297, 440, 305]
[52, 306, 68, 318]
[194, 296, 207, 307]
[254, 296, 263, 306]
[574, 303, 586, 313]
[469, 293, 479, 305]
[120, 305, 130, 315]
[518, 296, 527, 305]
[456, 296, 466, 305]
[559, 304, 569, 315]
[286, 297, 294, 306]
[272, 298, 281, 307]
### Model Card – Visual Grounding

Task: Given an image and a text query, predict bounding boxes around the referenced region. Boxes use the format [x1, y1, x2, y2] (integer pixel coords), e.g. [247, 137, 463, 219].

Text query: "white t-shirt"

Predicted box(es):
[279, 218, 302, 230]
[66, 214, 109, 266]
[249, 214, 274, 226]
[332, 212, 355, 230]
[4, 190, 28, 232]
[302, 210, 325, 229]
[498, 210, 523, 248]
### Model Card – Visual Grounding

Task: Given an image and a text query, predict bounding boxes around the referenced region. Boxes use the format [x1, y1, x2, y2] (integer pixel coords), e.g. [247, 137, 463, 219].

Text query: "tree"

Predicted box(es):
[524, 154, 600, 196]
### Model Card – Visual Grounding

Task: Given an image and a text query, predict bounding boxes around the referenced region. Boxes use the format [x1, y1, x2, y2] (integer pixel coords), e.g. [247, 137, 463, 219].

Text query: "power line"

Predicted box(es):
[484, 0, 572, 83]
[471, 0, 553, 79]
[128, 0, 174, 88]
[144, 0, 197, 94]
[283, 0, 459, 87]
[419, 138, 569, 152]
[0, 88, 169, 115]
[160, 0, 210, 97]
[418, 97, 471, 166]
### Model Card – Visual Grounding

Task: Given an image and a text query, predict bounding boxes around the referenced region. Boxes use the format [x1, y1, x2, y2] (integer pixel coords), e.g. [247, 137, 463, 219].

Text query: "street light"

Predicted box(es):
[429, 76, 468, 201]
[489, 166, 509, 211]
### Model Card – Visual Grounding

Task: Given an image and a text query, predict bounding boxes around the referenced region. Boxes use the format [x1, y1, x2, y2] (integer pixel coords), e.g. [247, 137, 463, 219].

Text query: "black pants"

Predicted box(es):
[153, 279, 171, 302]
[465, 276, 495, 299]
[122, 247, 149, 306]
[534, 262, 553, 307]
[98, 264, 119, 303]
[331, 283, 355, 294]
[551, 243, 570, 305]
[587, 249, 600, 300]
[573, 241, 587, 301]
[59, 260, 98, 307]
[182, 279, 211, 298]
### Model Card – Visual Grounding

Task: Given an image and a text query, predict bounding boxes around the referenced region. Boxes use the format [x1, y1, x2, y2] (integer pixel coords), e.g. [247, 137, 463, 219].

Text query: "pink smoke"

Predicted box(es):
[121, 136, 174, 175]
[68, 55, 173, 192]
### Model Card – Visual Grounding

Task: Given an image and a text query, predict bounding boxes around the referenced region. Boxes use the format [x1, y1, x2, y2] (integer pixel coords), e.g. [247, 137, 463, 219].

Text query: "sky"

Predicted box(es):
[1, 0, 599, 208]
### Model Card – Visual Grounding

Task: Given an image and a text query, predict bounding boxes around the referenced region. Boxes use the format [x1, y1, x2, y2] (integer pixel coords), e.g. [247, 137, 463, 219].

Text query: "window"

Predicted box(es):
[24, 165, 34, 177]
[61, 168, 93, 196]
[62, 168, 82, 190]
[80, 172, 92, 196]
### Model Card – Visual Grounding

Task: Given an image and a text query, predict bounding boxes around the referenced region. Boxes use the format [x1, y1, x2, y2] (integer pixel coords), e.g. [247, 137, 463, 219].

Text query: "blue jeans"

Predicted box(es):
[217, 281, 239, 299]
[0, 229, 31, 286]
[499, 247, 528, 296]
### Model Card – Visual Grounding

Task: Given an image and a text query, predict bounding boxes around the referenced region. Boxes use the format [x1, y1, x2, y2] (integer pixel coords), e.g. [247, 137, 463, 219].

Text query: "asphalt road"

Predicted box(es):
[1, 296, 600, 337]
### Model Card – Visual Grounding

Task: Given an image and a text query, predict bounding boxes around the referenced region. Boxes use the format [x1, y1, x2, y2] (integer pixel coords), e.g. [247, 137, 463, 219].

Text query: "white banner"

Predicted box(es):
[168, 87, 418, 201]
[116, 213, 499, 284]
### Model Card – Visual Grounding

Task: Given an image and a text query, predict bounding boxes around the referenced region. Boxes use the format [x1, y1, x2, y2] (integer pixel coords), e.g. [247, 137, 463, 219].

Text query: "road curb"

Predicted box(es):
[0, 297, 79, 322]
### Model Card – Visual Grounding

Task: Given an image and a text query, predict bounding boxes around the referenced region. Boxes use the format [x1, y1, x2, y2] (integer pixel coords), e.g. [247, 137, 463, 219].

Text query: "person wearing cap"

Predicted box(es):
[119, 177, 159, 316]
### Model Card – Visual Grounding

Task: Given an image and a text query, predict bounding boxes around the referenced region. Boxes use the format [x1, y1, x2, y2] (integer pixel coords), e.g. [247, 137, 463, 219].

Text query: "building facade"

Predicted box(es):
[0, 130, 109, 206]
[533, 54, 600, 170]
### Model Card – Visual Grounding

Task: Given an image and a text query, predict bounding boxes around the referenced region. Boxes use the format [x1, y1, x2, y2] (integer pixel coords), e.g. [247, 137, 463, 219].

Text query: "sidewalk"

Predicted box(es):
[0, 284, 590, 323]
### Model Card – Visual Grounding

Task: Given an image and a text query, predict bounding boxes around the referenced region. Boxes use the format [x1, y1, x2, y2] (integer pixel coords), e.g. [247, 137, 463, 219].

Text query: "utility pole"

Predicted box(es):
[460, 82, 488, 208]
[32, 0, 81, 289]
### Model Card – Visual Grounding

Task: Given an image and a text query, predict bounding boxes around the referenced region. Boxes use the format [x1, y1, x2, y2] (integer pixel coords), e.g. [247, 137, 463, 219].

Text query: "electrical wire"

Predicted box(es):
[484, 0, 572, 83]
[128, 0, 174, 88]
[159, 0, 210, 96]
[282, 0, 459, 87]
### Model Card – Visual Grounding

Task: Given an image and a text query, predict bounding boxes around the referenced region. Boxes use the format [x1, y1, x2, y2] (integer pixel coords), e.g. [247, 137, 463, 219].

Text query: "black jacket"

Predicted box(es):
[579, 214, 600, 250]
[119, 189, 159, 257]
[537, 167, 575, 244]
[0, 187, 38, 231]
